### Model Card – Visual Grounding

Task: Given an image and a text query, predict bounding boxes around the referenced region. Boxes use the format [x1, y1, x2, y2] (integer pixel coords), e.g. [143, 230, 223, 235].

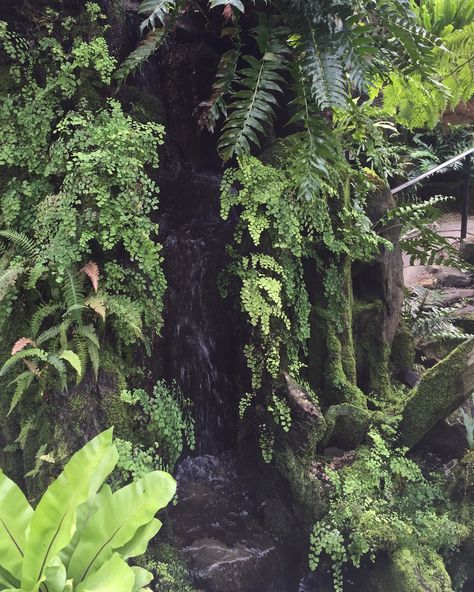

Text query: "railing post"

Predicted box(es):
[461, 154, 471, 240]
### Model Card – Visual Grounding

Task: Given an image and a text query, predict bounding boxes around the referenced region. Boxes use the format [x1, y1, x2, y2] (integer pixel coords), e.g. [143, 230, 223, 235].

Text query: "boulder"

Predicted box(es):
[461, 238, 474, 264]
[427, 265, 473, 287]
[399, 338, 474, 448]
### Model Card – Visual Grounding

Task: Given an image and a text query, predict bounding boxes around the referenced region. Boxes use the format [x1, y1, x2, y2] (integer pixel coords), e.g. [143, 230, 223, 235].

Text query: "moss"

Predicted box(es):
[399, 338, 473, 448]
[117, 85, 166, 124]
[390, 547, 452, 592]
[324, 403, 372, 449]
[391, 327, 415, 370]
[138, 543, 197, 592]
[353, 298, 394, 401]
[325, 324, 367, 407]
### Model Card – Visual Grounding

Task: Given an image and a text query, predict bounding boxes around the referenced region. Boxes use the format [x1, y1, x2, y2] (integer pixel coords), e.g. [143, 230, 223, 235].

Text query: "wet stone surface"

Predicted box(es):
[168, 453, 295, 592]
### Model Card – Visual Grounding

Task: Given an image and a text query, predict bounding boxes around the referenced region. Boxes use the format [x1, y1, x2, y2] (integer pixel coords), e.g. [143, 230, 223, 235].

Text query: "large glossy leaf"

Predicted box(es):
[115, 518, 161, 560]
[75, 553, 135, 592]
[21, 429, 118, 591]
[130, 566, 153, 592]
[0, 471, 33, 581]
[60, 486, 113, 569]
[68, 471, 176, 585]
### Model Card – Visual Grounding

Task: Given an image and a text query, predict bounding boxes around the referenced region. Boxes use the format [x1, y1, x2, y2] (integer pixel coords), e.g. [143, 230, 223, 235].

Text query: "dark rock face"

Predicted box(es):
[168, 454, 296, 592]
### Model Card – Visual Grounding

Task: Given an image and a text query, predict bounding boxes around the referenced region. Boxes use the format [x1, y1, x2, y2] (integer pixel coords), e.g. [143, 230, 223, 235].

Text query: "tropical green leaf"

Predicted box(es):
[131, 566, 153, 592]
[20, 430, 118, 591]
[0, 349, 48, 378]
[0, 471, 33, 581]
[68, 471, 176, 585]
[75, 553, 135, 592]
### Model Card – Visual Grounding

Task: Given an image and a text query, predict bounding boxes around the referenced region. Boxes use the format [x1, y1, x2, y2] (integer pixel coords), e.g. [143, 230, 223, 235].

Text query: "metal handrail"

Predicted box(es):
[390, 145, 473, 240]
[390, 146, 474, 195]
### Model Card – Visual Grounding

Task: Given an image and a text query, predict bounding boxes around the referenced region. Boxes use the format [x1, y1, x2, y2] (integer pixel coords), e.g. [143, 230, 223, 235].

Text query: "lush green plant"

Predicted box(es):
[309, 430, 467, 591]
[0, 428, 176, 592]
[0, 5, 166, 405]
[403, 286, 472, 347]
[117, 381, 195, 479]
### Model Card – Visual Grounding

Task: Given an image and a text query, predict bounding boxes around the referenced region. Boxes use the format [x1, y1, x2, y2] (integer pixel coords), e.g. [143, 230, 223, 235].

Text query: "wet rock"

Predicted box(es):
[416, 419, 468, 459]
[168, 453, 294, 592]
[441, 287, 474, 306]
[184, 537, 283, 592]
[324, 403, 372, 450]
[427, 265, 473, 287]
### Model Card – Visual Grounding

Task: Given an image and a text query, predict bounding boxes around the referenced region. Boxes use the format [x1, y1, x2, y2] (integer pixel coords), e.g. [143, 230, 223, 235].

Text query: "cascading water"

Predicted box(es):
[161, 172, 239, 453]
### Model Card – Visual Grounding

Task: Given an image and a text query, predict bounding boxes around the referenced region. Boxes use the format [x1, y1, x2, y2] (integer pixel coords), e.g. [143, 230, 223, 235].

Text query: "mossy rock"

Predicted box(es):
[323, 403, 372, 450]
[399, 338, 474, 448]
[138, 543, 199, 592]
[391, 327, 416, 370]
[118, 85, 166, 124]
[368, 547, 452, 592]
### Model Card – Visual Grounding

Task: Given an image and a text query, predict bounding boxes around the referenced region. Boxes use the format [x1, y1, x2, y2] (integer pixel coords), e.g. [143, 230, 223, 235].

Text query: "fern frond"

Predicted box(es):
[63, 269, 85, 320]
[36, 324, 62, 346]
[299, 28, 347, 109]
[199, 37, 241, 132]
[72, 335, 89, 381]
[218, 17, 290, 160]
[0, 230, 37, 256]
[47, 354, 67, 391]
[87, 342, 100, 381]
[11, 337, 36, 355]
[80, 261, 99, 292]
[75, 324, 100, 349]
[0, 348, 48, 377]
[30, 303, 61, 338]
[106, 294, 143, 338]
[85, 295, 106, 320]
[8, 370, 34, 415]
[0, 264, 23, 301]
[114, 28, 168, 82]
[139, 0, 175, 31]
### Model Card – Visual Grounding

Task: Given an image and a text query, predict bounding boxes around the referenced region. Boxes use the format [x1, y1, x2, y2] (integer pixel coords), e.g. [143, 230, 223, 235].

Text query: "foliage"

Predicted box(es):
[0, 429, 176, 592]
[117, 381, 195, 479]
[403, 286, 472, 347]
[376, 0, 474, 129]
[0, 7, 166, 405]
[309, 430, 467, 591]
[219, 151, 388, 459]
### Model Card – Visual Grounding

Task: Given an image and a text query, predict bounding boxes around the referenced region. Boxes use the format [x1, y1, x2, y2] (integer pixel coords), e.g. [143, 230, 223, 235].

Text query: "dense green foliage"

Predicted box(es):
[309, 430, 467, 590]
[0, 5, 165, 410]
[0, 429, 176, 592]
[0, 0, 473, 590]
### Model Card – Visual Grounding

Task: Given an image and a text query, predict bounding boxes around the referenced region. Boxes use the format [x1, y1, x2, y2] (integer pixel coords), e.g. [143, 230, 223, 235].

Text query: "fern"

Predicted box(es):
[87, 342, 100, 380]
[46, 354, 68, 391]
[30, 303, 61, 338]
[138, 0, 175, 32]
[36, 324, 63, 346]
[0, 265, 23, 301]
[299, 28, 347, 109]
[8, 370, 34, 415]
[218, 16, 290, 160]
[199, 33, 241, 132]
[63, 268, 85, 316]
[114, 28, 168, 82]
[0, 348, 48, 377]
[0, 230, 36, 256]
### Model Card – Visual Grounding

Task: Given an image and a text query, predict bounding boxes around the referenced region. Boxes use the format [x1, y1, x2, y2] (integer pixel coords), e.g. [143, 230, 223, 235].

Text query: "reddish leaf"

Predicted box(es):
[11, 338, 35, 355]
[81, 261, 99, 293]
